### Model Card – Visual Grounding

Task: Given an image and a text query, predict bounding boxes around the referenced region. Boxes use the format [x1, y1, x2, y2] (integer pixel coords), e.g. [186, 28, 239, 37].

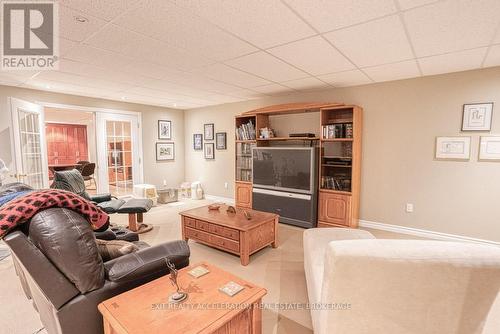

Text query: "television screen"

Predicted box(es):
[252, 147, 314, 193]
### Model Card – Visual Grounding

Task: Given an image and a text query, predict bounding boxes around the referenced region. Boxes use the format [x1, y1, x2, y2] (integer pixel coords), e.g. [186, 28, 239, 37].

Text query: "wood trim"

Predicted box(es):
[242, 102, 345, 115]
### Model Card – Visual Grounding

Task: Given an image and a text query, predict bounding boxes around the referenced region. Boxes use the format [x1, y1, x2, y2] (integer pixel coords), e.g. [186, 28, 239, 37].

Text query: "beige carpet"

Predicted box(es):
[1, 199, 499, 334]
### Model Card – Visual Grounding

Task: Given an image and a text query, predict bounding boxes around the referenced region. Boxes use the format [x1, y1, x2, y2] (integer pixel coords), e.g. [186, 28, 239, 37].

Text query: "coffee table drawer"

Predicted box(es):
[209, 234, 239, 253]
[208, 224, 240, 241]
[195, 220, 211, 232]
[184, 217, 196, 228]
[185, 227, 210, 243]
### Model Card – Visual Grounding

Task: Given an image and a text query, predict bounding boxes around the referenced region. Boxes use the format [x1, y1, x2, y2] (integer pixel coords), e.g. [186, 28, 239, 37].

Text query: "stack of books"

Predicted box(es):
[236, 120, 256, 140]
[322, 123, 353, 139]
[321, 175, 351, 191]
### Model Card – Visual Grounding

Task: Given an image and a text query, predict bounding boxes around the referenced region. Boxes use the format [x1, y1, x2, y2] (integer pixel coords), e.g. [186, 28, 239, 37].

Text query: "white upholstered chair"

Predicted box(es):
[303, 228, 500, 334]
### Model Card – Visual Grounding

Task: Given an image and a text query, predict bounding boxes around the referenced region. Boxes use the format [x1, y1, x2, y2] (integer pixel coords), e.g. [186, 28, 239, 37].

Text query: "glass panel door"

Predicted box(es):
[10, 98, 48, 189]
[96, 112, 142, 197]
[106, 120, 133, 196]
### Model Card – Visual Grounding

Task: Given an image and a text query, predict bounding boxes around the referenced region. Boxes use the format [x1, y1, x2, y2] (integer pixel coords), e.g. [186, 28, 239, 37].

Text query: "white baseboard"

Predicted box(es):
[205, 195, 235, 204]
[359, 220, 500, 247]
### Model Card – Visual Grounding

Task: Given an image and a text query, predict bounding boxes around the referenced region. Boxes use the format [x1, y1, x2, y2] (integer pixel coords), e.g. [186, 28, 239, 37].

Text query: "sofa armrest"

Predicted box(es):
[103, 240, 190, 283]
[89, 193, 113, 203]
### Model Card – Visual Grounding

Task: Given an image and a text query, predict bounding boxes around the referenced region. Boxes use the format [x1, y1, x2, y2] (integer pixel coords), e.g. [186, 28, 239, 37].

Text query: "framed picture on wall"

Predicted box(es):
[204, 123, 214, 140]
[461, 103, 493, 131]
[435, 136, 471, 160]
[156, 142, 175, 161]
[479, 136, 500, 160]
[193, 133, 203, 150]
[158, 120, 172, 140]
[216, 132, 227, 150]
[204, 143, 215, 160]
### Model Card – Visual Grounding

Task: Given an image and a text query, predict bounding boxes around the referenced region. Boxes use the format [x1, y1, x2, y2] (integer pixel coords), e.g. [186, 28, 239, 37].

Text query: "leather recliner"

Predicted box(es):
[3, 208, 190, 334]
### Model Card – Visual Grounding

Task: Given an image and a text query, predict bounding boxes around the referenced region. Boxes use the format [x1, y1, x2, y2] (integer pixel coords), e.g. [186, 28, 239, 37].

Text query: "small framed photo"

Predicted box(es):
[156, 142, 174, 161]
[193, 133, 203, 150]
[204, 143, 215, 160]
[435, 136, 471, 160]
[216, 132, 227, 150]
[158, 120, 172, 140]
[461, 103, 493, 131]
[479, 136, 500, 161]
[204, 123, 214, 140]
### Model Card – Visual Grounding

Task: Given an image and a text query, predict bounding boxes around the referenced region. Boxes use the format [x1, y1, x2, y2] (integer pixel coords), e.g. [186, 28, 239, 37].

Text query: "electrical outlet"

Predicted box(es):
[163, 179, 167, 187]
[406, 203, 414, 213]
[224, 182, 228, 189]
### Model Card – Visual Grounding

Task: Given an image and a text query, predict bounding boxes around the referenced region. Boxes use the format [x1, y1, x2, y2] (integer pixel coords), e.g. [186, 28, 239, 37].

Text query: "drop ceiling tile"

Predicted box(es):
[0, 72, 37, 86]
[193, 63, 271, 88]
[418, 47, 487, 76]
[318, 69, 372, 87]
[171, 0, 315, 48]
[483, 45, 500, 68]
[225, 52, 309, 82]
[397, 0, 439, 10]
[203, 94, 246, 104]
[325, 15, 414, 67]
[121, 61, 187, 81]
[58, 5, 107, 42]
[362, 60, 421, 82]
[494, 31, 500, 44]
[404, 0, 500, 57]
[281, 77, 330, 90]
[85, 24, 213, 70]
[58, 0, 140, 21]
[225, 88, 265, 99]
[65, 44, 133, 71]
[284, 0, 397, 32]
[59, 38, 79, 57]
[268, 36, 355, 75]
[57, 58, 146, 84]
[114, 1, 256, 61]
[251, 84, 294, 95]
[36, 71, 132, 91]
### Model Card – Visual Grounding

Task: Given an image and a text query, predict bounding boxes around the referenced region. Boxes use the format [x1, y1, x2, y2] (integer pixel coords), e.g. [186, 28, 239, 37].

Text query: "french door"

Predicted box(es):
[96, 113, 142, 196]
[9, 98, 49, 189]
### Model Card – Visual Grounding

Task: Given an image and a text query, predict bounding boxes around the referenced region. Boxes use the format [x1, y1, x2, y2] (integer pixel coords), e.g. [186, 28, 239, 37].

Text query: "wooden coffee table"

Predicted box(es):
[180, 205, 279, 266]
[98, 262, 267, 334]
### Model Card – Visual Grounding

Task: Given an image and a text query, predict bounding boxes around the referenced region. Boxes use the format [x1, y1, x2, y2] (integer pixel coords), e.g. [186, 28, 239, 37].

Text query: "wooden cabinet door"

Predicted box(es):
[318, 192, 352, 226]
[236, 182, 252, 209]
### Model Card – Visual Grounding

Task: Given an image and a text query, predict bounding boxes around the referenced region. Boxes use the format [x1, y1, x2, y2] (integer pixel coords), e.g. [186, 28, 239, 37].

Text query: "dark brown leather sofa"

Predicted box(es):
[3, 208, 190, 334]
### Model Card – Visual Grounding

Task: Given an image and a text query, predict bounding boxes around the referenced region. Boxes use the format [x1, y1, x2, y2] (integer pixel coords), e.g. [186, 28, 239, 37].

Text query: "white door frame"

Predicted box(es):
[96, 112, 141, 195]
[35, 102, 144, 192]
[9, 97, 50, 188]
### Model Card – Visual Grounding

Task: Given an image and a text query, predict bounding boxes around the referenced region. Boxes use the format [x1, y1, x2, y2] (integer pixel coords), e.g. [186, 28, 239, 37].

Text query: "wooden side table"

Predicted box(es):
[98, 262, 267, 334]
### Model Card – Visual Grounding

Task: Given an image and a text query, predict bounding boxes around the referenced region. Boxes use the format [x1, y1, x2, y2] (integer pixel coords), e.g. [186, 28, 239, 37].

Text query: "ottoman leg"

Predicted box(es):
[128, 213, 138, 232]
[137, 212, 144, 223]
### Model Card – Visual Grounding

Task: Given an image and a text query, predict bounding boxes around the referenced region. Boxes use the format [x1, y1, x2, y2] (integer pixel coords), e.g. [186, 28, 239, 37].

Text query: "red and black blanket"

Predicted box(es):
[0, 189, 109, 239]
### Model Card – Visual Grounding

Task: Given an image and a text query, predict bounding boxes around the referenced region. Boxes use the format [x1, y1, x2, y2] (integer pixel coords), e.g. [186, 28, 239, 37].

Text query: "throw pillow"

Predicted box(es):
[96, 239, 139, 262]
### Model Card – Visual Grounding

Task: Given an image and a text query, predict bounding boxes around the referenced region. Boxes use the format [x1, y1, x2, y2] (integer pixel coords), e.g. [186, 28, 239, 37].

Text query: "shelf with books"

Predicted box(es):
[235, 141, 256, 183]
[257, 137, 319, 141]
[235, 116, 256, 141]
[319, 105, 362, 228]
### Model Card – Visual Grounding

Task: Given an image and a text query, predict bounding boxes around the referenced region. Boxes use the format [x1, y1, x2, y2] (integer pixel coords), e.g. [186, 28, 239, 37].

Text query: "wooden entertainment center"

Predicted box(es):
[234, 102, 362, 228]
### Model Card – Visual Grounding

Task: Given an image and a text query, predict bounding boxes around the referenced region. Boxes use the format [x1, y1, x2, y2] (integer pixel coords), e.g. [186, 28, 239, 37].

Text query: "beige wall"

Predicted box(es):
[0, 85, 185, 188]
[184, 67, 500, 242]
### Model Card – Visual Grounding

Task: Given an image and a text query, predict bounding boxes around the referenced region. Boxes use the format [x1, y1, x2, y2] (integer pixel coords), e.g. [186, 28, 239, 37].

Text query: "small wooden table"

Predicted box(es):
[180, 205, 278, 266]
[98, 262, 267, 334]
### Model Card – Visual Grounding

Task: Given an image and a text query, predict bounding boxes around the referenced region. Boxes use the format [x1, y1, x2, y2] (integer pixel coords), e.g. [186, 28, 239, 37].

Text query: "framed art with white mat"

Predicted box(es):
[435, 136, 471, 160]
[461, 103, 493, 131]
[479, 136, 500, 161]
